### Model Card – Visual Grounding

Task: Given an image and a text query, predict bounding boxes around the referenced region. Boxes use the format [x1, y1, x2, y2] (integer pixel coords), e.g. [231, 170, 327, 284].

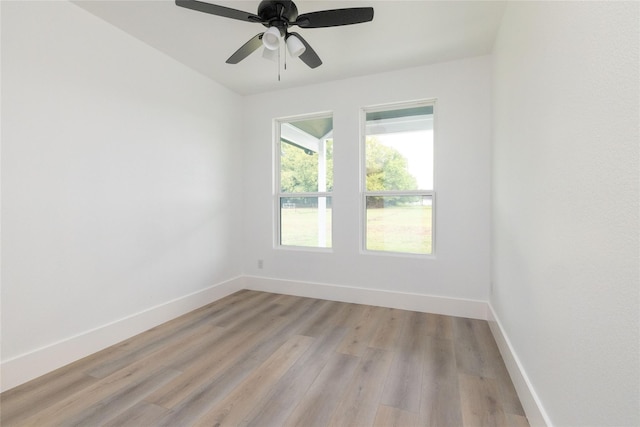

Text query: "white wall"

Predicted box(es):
[491, 2, 639, 426]
[1, 1, 243, 389]
[242, 56, 492, 305]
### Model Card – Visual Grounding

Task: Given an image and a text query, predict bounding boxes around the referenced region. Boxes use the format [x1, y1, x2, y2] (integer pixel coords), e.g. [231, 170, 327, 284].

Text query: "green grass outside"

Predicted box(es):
[280, 207, 333, 248]
[366, 205, 432, 254]
[280, 205, 432, 254]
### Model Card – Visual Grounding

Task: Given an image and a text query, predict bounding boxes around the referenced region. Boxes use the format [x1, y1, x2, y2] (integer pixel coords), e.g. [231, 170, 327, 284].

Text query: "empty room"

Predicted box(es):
[1, 1, 638, 426]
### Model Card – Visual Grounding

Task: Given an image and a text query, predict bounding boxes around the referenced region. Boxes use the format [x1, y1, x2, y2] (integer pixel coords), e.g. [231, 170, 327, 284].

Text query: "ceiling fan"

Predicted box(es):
[175, 0, 374, 69]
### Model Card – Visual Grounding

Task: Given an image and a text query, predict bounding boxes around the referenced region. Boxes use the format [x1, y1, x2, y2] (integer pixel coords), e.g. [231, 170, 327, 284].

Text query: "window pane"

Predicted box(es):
[365, 106, 433, 191]
[280, 197, 332, 248]
[280, 117, 333, 193]
[366, 195, 432, 254]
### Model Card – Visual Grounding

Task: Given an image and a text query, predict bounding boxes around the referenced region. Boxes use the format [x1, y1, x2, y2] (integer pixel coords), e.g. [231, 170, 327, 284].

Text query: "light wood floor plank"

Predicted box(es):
[0, 369, 98, 426]
[420, 337, 463, 426]
[507, 413, 531, 427]
[153, 353, 269, 426]
[166, 299, 291, 372]
[369, 307, 406, 350]
[193, 334, 314, 427]
[330, 302, 367, 328]
[283, 352, 360, 427]
[149, 296, 340, 422]
[87, 319, 226, 379]
[102, 401, 169, 427]
[46, 367, 181, 426]
[0, 291, 529, 427]
[327, 347, 394, 427]
[459, 373, 508, 427]
[240, 325, 348, 427]
[373, 404, 421, 427]
[469, 319, 526, 417]
[380, 310, 429, 412]
[453, 317, 489, 377]
[298, 300, 347, 337]
[276, 294, 322, 318]
[213, 294, 283, 328]
[336, 305, 383, 357]
[453, 317, 526, 418]
[145, 314, 289, 409]
[426, 312, 454, 340]
[17, 356, 178, 426]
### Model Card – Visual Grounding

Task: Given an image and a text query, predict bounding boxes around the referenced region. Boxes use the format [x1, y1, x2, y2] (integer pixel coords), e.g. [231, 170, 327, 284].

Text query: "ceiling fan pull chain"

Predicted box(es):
[278, 44, 281, 81]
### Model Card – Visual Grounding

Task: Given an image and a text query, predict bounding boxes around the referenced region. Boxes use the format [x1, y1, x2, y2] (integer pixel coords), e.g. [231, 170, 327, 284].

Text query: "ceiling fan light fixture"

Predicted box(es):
[262, 46, 278, 61]
[286, 34, 306, 58]
[262, 26, 281, 50]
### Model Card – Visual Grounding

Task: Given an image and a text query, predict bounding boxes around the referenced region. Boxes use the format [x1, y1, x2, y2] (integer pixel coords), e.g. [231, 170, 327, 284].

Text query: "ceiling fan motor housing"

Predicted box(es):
[258, 0, 298, 35]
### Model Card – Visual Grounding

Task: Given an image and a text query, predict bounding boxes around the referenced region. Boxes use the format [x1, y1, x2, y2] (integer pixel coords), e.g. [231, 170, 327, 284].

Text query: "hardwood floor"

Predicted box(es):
[0, 290, 529, 426]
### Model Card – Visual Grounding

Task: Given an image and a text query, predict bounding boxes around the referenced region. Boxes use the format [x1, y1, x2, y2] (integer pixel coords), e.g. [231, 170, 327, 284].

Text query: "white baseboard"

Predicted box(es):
[244, 275, 488, 320]
[487, 304, 552, 427]
[0, 276, 245, 392]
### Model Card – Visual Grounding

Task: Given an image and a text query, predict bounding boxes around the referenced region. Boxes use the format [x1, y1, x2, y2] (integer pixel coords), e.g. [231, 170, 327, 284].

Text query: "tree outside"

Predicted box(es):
[365, 137, 419, 208]
[280, 139, 333, 194]
[280, 137, 416, 199]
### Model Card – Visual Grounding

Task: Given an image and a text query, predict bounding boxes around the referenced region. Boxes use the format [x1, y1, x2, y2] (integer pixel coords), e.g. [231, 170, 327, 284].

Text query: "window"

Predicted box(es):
[275, 113, 333, 248]
[362, 101, 435, 255]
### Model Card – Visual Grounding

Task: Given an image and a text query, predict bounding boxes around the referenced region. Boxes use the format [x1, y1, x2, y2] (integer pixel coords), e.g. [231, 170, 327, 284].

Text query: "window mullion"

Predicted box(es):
[364, 190, 434, 197]
[278, 192, 330, 198]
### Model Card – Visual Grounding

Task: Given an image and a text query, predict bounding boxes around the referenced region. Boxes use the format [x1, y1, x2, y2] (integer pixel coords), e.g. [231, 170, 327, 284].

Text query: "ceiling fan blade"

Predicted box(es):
[294, 7, 374, 28]
[226, 33, 264, 64]
[175, 0, 262, 23]
[289, 32, 322, 69]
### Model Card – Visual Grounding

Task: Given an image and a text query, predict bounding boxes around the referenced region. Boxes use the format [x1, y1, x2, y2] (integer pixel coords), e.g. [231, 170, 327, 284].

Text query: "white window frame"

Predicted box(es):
[274, 112, 333, 251]
[360, 99, 437, 257]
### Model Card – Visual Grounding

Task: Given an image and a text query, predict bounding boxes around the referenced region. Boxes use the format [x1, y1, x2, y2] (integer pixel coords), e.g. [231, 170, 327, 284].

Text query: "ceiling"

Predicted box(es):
[73, 0, 506, 95]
